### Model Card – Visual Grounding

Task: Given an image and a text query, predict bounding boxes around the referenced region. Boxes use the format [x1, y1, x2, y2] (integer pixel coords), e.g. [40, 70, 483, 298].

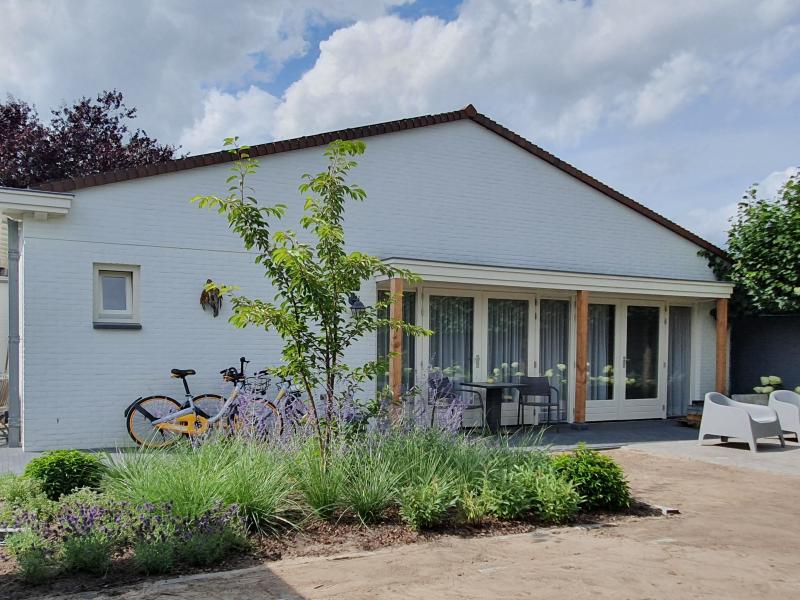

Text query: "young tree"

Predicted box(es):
[702, 174, 800, 314]
[193, 139, 428, 458]
[0, 90, 177, 188]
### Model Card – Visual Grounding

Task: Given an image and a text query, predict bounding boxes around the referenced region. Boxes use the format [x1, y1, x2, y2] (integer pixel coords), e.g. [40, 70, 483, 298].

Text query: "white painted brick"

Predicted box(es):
[20, 121, 718, 449]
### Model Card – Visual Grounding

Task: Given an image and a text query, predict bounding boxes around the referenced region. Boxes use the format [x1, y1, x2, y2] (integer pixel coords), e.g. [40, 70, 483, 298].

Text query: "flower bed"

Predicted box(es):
[0, 431, 642, 596]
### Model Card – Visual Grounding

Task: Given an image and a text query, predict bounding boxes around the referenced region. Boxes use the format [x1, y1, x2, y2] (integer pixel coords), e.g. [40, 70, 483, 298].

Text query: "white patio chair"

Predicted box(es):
[698, 392, 785, 453]
[768, 390, 800, 442]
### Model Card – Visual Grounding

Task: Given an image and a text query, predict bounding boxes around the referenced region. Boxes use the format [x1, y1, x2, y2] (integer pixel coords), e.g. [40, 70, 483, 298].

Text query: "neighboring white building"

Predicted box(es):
[1, 106, 732, 450]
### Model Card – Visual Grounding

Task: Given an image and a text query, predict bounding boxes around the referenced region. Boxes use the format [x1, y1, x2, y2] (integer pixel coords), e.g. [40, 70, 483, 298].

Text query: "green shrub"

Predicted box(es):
[530, 470, 580, 524]
[398, 456, 458, 530]
[5, 530, 60, 584]
[552, 445, 631, 511]
[0, 474, 56, 526]
[133, 539, 176, 575]
[24, 449, 105, 500]
[458, 479, 493, 525]
[342, 445, 402, 523]
[175, 527, 247, 567]
[484, 464, 538, 520]
[61, 533, 112, 575]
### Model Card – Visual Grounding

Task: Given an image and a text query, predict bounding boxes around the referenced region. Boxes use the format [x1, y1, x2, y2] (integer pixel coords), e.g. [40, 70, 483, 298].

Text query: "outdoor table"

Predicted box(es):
[458, 381, 527, 434]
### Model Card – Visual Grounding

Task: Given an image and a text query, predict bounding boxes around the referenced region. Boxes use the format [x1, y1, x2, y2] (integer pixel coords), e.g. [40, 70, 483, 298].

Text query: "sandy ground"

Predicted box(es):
[45, 447, 800, 600]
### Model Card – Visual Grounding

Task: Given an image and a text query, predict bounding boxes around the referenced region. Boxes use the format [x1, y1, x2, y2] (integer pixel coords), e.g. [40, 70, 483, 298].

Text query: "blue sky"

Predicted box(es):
[3, 0, 799, 245]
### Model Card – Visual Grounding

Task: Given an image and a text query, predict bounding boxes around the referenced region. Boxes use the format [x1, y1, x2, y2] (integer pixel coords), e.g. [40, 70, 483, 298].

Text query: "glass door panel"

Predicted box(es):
[540, 299, 569, 419]
[667, 306, 692, 416]
[487, 298, 528, 383]
[428, 295, 474, 385]
[588, 304, 615, 401]
[625, 306, 660, 400]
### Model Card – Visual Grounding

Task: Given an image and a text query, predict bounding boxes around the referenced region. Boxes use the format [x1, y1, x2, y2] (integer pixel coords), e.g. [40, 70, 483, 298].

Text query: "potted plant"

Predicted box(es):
[733, 375, 783, 405]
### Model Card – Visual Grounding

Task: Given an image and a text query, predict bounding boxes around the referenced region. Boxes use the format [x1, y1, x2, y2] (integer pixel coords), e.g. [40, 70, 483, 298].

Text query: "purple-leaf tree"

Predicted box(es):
[0, 90, 178, 188]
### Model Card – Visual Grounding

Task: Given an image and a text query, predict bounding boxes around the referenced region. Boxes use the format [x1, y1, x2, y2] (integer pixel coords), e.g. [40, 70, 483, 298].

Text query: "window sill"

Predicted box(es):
[93, 322, 142, 330]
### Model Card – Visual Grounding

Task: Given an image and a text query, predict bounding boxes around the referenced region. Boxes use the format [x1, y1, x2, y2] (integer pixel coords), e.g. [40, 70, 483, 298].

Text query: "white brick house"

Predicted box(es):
[0, 105, 733, 450]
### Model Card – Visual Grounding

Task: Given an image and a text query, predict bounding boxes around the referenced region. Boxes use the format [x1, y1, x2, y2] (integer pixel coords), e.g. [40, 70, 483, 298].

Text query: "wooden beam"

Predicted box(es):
[389, 278, 404, 409]
[574, 290, 589, 423]
[715, 298, 729, 395]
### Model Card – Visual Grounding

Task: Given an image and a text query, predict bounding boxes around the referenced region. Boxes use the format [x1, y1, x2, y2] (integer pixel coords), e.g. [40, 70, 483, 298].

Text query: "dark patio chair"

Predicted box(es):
[427, 373, 485, 428]
[517, 376, 560, 431]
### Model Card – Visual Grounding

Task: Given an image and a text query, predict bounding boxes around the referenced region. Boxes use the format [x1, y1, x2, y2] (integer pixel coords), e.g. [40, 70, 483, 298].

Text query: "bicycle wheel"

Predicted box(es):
[230, 398, 284, 440]
[192, 394, 224, 419]
[126, 395, 183, 448]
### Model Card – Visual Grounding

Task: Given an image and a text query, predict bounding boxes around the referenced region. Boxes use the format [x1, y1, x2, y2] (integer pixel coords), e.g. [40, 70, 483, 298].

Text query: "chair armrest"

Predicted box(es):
[733, 401, 776, 421]
[455, 387, 483, 400]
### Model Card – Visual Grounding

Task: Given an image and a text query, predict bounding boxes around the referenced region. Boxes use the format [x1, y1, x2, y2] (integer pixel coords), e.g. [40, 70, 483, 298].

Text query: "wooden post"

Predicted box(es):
[574, 290, 589, 423]
[389, 278, 404, 409]
[715, 298, 729, 395]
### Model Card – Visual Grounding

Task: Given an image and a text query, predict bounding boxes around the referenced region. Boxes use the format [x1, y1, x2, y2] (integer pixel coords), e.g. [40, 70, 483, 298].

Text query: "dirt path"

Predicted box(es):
[47, 448, 800, 599]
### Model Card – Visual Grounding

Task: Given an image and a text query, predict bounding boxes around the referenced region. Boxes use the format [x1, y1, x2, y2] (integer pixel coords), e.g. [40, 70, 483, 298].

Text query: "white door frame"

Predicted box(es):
[618, 300, 667, 420]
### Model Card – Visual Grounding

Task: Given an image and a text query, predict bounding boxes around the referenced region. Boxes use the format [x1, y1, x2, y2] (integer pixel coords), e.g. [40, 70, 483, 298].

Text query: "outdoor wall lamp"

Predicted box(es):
[348, 293, 366, 318]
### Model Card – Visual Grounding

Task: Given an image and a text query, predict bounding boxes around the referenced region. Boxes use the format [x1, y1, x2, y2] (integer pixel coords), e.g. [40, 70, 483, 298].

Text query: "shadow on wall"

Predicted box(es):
[731, 315, 800, 393]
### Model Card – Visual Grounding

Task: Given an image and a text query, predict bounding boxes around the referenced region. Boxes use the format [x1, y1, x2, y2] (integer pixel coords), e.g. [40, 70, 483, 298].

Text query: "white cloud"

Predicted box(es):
[265, 0, 800, 143]
[683, 165, 799, 245]
[0, 0, 409, 146]
[178, 86, 279, 154]
[632, 53, 713, 126]
[687, 203, 738, 246]
[758, 166, 799, 199]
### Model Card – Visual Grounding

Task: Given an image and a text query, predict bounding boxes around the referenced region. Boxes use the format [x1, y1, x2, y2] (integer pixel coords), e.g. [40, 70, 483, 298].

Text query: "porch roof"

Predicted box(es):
[380, 258, 734, 299]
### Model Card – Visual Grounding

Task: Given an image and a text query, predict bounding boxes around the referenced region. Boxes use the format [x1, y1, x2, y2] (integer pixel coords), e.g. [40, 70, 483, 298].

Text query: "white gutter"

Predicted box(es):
[381, 257, 734, 299]
[0, 187, 73, 220]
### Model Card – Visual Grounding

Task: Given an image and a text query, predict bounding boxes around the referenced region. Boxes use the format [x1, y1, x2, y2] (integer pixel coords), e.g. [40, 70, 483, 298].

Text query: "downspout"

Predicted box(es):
[7, 218, 20, 447]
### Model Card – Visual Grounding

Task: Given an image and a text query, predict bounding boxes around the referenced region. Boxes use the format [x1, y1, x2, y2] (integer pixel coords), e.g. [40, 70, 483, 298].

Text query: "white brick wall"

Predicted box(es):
[20, 120, 719, 449]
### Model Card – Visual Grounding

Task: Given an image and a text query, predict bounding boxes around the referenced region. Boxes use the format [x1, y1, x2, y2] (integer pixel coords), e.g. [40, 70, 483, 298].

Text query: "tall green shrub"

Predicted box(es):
[24, 449, 105, 500]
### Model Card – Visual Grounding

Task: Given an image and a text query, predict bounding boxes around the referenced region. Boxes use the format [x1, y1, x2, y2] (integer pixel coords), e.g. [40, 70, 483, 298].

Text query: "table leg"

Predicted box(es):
[485, 388, 503, 434]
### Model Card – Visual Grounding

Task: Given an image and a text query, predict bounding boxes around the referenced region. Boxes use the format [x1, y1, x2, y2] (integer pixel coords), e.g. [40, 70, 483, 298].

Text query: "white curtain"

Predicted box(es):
[429, 296, 474, 384]
[487, 299, 528, 381]
[667, 306, 692, 416]
[540, 299, 569, 419]
[589, 304, 615, 401]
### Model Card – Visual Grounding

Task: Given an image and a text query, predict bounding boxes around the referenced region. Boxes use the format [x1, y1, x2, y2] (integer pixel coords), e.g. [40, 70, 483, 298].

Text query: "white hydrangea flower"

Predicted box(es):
[557, 363, 566, 371]
[769, 375, 782, 385]
[545, 368, 554, 377]
[760, 376, 770, 386]
[511, 361, 519, 368]
[763, 385, 775, 393]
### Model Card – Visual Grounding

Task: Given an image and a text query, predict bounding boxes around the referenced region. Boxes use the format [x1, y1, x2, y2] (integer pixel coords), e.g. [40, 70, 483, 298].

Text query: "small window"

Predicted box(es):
[93, 264, 140, 328]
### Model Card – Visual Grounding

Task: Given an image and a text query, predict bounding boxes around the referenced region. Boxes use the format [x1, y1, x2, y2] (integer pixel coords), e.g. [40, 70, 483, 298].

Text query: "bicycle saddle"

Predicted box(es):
[170, 368, 196, 378]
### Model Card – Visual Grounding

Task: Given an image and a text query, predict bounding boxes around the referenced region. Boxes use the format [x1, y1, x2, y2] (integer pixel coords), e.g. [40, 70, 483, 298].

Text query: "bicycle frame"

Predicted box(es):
[151, 387, 240, 431]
